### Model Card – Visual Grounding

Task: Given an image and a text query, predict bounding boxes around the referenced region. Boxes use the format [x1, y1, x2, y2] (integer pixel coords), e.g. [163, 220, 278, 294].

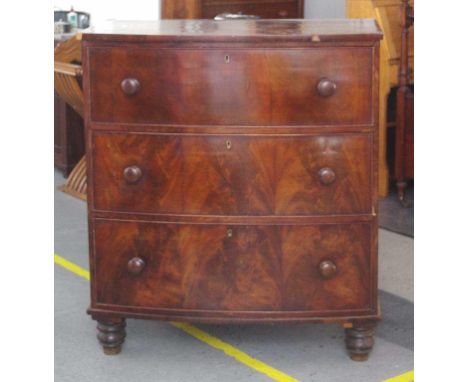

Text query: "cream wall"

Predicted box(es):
[53, 0, 346, 26]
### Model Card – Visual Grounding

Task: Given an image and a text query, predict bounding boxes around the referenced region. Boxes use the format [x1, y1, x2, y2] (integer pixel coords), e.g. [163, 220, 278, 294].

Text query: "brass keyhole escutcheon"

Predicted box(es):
[224, 54, 230, 64]
[226, 228, 233, 238]
[226, 140, 232, 150]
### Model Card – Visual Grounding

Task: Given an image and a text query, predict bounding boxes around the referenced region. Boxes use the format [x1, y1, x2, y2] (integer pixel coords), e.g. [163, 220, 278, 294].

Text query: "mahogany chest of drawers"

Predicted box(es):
[83, 19, 383, 361]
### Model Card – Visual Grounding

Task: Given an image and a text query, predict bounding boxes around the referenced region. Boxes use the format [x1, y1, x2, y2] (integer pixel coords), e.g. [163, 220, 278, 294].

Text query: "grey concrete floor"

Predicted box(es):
[55, 170, 414, 382]
[379, 185, 414, 238]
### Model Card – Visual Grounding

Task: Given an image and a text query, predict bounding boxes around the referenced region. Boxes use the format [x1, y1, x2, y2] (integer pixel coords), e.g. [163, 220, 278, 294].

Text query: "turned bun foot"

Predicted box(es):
[349, 352, 370, 362]
[103, 345, 122, 355]
[96, 318, 126, 355]
[345, 323, 376, 362]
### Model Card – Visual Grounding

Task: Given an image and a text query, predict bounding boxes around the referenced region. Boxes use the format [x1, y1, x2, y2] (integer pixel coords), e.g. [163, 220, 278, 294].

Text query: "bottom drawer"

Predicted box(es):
[92, 220, 373, 314]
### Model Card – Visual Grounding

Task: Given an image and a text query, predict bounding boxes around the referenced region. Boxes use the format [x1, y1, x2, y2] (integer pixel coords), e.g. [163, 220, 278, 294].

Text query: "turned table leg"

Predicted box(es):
[345, 321, 376, 361]
[96, 318, 126, 355]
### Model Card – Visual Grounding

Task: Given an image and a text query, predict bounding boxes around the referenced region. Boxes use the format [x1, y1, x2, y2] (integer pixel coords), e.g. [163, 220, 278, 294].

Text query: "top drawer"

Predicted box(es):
[88, 47, 373, 126]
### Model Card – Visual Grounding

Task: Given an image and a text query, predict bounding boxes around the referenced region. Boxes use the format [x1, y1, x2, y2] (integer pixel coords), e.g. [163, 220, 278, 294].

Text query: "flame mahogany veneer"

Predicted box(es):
[83, 19, 383, 361]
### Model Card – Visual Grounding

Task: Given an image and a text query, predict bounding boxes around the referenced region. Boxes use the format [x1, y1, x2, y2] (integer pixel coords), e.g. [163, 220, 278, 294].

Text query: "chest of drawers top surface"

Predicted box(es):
[82, 19, 382, 43]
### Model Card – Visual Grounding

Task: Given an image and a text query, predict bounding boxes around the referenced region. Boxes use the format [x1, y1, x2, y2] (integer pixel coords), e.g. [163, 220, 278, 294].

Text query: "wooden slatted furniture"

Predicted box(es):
[83, 19, 383, 361]
[347, 0, 413, 196]
[54, 36, 85, 176]
[54, 34, 87, 200]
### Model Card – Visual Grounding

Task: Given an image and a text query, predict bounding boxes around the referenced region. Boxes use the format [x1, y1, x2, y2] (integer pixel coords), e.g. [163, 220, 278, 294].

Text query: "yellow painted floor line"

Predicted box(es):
[54, 253, 412, 382]
[54, 254, 90, 280]
[383, 370, 414, 382]
[171, 321, 299, 382]
[54, 253, 300, 382]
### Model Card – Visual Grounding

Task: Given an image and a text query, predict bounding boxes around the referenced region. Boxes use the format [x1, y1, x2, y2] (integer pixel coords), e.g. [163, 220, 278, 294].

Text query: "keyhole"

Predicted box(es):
[226, 140, 232, 150]
[226, 228, 233, 238]
[224, 54, 230, 64]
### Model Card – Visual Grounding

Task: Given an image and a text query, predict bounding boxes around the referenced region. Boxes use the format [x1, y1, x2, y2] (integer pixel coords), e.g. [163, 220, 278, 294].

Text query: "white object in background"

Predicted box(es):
[67, 6, 78, 28]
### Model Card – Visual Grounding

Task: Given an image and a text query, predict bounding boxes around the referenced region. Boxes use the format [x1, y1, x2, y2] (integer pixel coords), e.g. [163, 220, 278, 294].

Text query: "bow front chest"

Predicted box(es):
[83, 19, 383, 361]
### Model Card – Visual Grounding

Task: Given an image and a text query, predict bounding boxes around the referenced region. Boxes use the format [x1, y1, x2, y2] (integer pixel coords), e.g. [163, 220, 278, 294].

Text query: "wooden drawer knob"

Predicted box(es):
[318, 167, 336, 185]
[316, 78, 337, 97]
[127, 257, 146, 276]
[318, 260, 337, 279]
[123, 165, 142, 184]
[278, 10, 289, 17]
[121, 78, 140, 95]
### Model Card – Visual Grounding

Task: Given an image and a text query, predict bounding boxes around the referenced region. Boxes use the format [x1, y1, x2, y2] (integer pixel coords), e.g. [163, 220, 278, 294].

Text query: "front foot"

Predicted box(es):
[345, 321, 376, 361]
[96, 318, 126, 355]
[396, 180, 410, 207]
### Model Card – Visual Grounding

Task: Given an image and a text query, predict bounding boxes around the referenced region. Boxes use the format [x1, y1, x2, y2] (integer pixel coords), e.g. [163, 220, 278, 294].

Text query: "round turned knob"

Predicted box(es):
[127, 257, 146, 276]
[318, 167, 336, 185]
[120, 78, 140, 95]
[278, 10, 289, 17]
[316, 78, 337, 97]
[123, 165, 142, 184]
[318, 260, 337, 279]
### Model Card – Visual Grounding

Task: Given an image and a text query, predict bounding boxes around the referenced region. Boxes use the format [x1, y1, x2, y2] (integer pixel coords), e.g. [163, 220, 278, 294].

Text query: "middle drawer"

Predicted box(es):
[92, 132, 372, 215]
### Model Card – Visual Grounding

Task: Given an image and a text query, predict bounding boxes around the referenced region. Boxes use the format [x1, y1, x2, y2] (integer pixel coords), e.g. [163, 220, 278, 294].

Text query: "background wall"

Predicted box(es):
[53, 0, 346, 26]
[305, 0, 346, 18]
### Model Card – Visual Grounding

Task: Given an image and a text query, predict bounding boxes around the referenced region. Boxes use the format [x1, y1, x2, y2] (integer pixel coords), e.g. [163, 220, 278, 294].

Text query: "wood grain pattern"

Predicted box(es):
[82, 19, 382, 42]
[89, 47, 373, 126]
[54, 34, 87, 199]
[83, 20, 382, 359]
[54, 33, 82, 63]
[58, 156, 87, 200]
[161, 0, 202, 19]
[92, 220, 372, 312]
[54, 36, 84, 118]
[92, 133, 372, 215]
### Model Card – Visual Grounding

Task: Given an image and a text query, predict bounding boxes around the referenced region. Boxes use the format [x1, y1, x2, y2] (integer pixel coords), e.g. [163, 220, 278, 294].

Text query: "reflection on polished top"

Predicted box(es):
[82, 19, 383, 42]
